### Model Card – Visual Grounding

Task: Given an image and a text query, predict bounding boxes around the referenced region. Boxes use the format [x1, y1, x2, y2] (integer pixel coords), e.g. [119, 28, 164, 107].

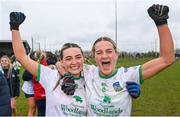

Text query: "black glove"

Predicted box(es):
[148, 4, 169, 26]
[9, 12, 26, 30]
[126, 81, 140, 99]
[61, 73, 77, 96]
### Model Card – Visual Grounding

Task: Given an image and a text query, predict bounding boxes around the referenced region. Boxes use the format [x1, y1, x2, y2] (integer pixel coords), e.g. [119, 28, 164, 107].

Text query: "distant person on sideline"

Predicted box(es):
[0, 71, 12, 116]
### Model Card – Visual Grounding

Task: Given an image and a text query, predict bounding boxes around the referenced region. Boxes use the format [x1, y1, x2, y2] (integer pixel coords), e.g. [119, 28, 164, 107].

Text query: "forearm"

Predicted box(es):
[12, 30, 27, 62]
[158, 25, 175, 65]
[10, 12, 39, 76]
[142, 25, 175, 80]
[142, 5, 175, 80]
[11, 30, 38, 76]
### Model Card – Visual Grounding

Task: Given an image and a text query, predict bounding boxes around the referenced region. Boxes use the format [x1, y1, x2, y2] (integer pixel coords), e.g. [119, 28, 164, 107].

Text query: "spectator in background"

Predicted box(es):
[0, 71, 11, 116]
[45, 51, 57, 68]
[0, 55, 20, 116]
[11, 55, 21, 73]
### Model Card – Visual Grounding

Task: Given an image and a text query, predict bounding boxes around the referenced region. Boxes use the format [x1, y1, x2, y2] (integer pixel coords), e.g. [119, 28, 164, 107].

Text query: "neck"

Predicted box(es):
[73, 73, 81, 78]
[99, 69, 117, 79]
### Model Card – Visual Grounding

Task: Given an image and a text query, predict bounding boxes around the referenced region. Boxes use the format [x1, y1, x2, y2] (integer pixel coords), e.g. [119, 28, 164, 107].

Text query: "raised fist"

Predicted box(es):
[148, 4, 169, 26]
[61, 73, 77, 96]
[9, 12, 26, 30]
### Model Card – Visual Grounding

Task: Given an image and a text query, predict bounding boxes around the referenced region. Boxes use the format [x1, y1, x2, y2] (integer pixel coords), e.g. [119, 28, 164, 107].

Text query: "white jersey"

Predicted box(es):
[83, 64, 143, 116]
[22, 80, 34, 95]
[38, 64, 87, 116]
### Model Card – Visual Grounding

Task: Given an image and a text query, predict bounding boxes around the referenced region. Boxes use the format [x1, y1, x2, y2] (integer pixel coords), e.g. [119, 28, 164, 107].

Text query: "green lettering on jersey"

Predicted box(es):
[61, 104, 86, 115]
[90, 104, 123, 116]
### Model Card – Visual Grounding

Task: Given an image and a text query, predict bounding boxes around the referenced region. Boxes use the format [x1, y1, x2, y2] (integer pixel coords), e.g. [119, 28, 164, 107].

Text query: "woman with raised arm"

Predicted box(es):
[82, 4, 175, 116]
[9, 12, 88, 116]
[57, 4, 175, 116]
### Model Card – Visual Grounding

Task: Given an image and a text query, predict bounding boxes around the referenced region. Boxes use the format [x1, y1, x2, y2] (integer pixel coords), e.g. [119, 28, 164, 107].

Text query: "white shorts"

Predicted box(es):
[22, 80, 34, 95]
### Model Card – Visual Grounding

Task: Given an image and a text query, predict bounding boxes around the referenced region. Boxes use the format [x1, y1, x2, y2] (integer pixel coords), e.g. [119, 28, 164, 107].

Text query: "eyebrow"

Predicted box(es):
[95, 48, 113, 52]
[64, 56, 72, 59]
[106, 48, 113, 51]
[75, 54, 82, 57]
[64, 54, 82, 58]
[95, 50, 102, 53]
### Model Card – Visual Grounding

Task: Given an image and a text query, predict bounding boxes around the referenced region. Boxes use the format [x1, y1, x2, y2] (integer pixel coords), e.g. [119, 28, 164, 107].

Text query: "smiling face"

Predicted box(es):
[61, 47, 84, 77]
[0, 56, 10, 69]
[93, 40, 118, 76]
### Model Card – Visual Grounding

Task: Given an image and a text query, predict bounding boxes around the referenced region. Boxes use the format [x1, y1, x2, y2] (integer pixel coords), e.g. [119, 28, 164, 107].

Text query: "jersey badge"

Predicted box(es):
[73, 95, 83, 103]
[113, 81, 123, 92]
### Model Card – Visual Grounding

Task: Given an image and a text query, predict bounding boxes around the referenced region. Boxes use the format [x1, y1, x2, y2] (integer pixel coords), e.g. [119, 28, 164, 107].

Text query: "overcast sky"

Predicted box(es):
[0, 0, 180, 52]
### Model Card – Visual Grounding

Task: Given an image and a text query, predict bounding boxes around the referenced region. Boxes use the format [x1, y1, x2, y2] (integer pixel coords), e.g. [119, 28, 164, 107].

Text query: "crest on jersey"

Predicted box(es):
[113, 81, 122, 92]
[103, 96, 111, 103]
[73, 96, 83, 103]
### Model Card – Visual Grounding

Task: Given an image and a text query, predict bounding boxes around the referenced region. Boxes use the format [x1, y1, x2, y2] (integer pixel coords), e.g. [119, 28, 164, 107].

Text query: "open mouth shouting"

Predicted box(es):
[98, 60, 115, 76]
[101, 61, 111, 70]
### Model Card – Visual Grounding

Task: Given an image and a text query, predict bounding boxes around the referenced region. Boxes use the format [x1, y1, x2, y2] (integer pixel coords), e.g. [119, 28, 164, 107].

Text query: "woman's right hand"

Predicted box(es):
[56, 61, 67, 76]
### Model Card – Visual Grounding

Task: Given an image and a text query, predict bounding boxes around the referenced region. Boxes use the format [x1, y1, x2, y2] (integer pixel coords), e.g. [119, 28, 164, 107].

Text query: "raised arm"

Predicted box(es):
[10, 12, 38, 76]
[142, 5, 175, 80]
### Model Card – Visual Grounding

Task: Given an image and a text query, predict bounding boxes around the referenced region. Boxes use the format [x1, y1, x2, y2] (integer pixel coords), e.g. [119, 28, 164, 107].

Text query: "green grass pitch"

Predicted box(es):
[16, 58, 180, 116]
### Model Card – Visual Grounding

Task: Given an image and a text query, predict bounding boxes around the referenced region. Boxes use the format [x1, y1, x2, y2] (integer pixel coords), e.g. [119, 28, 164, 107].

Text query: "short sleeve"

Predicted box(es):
[124, 65, 143, 84]
[37, 64, 59, 89]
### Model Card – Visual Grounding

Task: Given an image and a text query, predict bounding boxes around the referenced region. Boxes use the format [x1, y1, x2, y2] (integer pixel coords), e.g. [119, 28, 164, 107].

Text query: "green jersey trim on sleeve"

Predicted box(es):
[139, 65, 144, 84]
[36, 64, 41, 82]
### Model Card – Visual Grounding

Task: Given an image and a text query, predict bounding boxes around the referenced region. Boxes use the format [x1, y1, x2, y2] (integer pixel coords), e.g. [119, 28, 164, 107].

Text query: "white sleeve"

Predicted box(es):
[37, 64, 60, 89]
[124, 65, 143, 84]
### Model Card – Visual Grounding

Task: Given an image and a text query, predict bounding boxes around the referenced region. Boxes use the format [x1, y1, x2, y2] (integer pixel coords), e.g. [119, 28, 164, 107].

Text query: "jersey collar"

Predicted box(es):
[99, 69, 118, 79]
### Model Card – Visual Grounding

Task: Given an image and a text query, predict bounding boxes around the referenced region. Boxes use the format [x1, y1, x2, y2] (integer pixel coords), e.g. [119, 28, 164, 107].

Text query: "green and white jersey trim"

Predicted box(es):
[83, 64, 142, 116]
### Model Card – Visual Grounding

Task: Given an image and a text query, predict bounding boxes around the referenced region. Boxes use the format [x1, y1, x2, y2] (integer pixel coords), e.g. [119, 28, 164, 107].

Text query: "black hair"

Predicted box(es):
[46, 51, 57, 65]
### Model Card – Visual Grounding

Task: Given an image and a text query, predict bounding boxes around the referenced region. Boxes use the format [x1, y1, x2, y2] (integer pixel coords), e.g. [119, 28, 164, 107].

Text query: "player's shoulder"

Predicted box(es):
[119, 65, 141, 70]
[117, 65, 141, 74]
[83, 64, 97, 71]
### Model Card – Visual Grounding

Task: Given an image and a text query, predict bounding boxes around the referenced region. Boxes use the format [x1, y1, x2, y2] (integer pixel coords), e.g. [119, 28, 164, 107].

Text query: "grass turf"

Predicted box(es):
[16, 58, 180, 116]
